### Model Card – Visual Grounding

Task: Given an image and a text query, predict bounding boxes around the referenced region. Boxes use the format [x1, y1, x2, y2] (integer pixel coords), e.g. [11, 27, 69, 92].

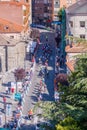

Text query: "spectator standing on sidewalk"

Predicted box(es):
[8, 86, 11, 94]
[0, 114, 2, 126]
[5, 86, 8, 94]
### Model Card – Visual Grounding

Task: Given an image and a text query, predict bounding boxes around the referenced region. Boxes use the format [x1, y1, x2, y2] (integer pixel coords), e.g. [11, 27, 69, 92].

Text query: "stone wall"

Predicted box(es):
[0, 41, 26, 74]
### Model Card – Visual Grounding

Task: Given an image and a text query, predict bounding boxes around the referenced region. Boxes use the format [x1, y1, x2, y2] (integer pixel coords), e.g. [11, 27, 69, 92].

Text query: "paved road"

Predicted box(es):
[20, 30, 56, 130]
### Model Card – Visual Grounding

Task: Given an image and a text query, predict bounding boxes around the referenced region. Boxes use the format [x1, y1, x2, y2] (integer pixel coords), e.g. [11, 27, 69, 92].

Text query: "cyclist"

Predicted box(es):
[28, 109, 33, 119]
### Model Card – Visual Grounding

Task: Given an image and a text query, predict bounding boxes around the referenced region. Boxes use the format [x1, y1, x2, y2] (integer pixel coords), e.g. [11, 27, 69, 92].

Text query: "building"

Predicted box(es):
[65, 43, 87, 74]
[32, 0, 54, 25]
[32, 0, 79, 26]
[52, 0, 78, 22]
[0, 35, 26, 74]
[53, 0, 60, 21]
[0, 0, 32, 39]
[60, 0, 77, 8]
[66, 0, 87, 39]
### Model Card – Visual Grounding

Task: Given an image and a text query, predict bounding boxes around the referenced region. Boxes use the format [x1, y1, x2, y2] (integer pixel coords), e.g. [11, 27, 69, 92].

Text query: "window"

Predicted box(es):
[10, 36, 14, 39]
[69, 21, 73, 27]
[80, 34, 85, 39]
[26, 0, 28, 2]
[55, 2, 58, 5]
[4, 26, 9, 30]
[80, 21, 85, 27]
[67, 0, 72, 4]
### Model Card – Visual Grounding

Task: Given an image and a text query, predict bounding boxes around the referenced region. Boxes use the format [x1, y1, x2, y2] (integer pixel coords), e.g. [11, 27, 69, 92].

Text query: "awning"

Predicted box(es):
[51, 21, 61, 25]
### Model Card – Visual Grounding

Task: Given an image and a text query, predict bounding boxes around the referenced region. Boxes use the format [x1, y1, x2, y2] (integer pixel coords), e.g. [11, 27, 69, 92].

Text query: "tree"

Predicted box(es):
[56, 117, 81, 130]
[60, 58, 87, 129]
[36, 58, 87, 130]
[14, 68, 26, 93]
[58, 8, 63, 21]
[54, 73, 68, 91]
[14, 68, 26, 81]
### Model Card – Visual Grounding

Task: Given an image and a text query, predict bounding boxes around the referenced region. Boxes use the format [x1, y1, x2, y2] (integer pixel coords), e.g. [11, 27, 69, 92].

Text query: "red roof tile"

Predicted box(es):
[66, 60, 75, 72]
[65, 43, 87, 53]
[0, 18, 23, 33]
[0, 1, 29, 7]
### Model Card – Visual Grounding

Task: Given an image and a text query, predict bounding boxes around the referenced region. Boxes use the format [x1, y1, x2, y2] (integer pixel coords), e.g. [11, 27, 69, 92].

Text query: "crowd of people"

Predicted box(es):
[55, 47, 65, 76]
[36, 35, 53, 103]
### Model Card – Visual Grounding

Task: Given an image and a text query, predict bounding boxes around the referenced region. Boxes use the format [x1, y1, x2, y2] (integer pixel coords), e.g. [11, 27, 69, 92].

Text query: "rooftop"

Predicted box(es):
[0, 18, 23, 33]
[66, 60, 75, 72]
[65, 43, 87, 53]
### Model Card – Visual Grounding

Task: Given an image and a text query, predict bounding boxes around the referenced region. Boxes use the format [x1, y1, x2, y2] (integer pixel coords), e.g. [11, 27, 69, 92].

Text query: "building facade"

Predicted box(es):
[0, 0, 32, 38]
[60, 0, 77, 8]
[66, 0, 87, 39]
[32, 0, 54, 25]
[53, 0, 78, 21]
[0, 35, 26, 74]
[53, 0, 60, 21]
[65, 43, 87, 74]
[32, 0, 78, 25]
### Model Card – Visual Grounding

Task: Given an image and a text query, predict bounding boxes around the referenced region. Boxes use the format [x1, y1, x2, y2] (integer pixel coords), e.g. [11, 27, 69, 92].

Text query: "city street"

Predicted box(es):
[20, 30, 56, 130]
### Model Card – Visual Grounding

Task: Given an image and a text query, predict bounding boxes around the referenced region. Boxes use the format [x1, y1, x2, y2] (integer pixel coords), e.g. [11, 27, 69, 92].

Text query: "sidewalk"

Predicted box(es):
[0, 59, 33, 128]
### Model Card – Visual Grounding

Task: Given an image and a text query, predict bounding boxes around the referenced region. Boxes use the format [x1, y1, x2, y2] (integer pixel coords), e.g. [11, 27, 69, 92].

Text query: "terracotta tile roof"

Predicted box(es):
[0, 1, 29, 7]
[66, 60, 75, 72]
[0, 18, 23, 33]
[65, 43, 87, 53]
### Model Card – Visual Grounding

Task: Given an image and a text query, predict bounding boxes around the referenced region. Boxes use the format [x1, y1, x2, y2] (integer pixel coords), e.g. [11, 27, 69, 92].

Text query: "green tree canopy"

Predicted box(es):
[60, 58, 87, 129]
[56, 117, 81, 130]
[58, 8, 63, 21]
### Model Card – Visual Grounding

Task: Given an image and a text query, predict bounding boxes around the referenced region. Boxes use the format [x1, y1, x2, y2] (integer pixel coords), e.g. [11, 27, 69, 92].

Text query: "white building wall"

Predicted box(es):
[66, 14, 87, 39]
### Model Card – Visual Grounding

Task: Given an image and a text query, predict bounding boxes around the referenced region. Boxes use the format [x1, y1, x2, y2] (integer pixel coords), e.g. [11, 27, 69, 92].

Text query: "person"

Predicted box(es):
[44, 84, 46, 92]
[46, 35, 48, 42]
[5, 86, 8, 94]
[39, 58, 42, 64]
[8, 87, 11, 94]
[38, 94, 42, 101]
[0, 114, 2, 126]
[28, 109, 33, 119]
[45, 60, 48, 68]
[39, 94, 42, 100]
